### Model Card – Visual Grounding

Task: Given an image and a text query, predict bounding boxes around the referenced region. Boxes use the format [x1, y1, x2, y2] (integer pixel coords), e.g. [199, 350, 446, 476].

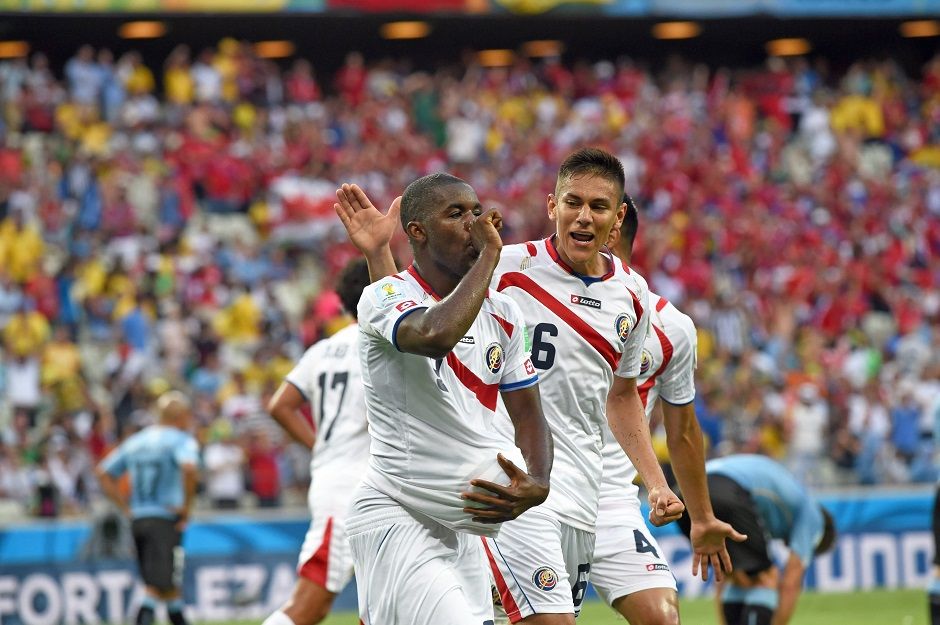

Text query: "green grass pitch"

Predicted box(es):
[301, 589, 928, 625]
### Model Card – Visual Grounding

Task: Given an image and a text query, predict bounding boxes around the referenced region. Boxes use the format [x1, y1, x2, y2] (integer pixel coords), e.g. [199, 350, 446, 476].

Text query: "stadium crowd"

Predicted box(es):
[0, 39, 938, 517]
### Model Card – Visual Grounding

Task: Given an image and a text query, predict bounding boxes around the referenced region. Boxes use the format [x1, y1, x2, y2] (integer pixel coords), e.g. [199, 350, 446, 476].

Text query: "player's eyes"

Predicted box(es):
[472, 208, 483, 216]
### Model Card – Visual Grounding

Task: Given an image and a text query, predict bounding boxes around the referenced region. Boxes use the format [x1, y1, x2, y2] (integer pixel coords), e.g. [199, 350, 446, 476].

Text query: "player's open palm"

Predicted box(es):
[690, 516, 747, 582]
[467, 208, 503, 255]
[461, 453, 549, 524]
[647, 485, 685, 527]
[334, 183, 400, 255]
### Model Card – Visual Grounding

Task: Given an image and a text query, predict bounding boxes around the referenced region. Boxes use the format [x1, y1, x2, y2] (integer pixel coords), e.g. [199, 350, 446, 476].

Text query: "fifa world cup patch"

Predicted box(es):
[374, 281, 407, 305]
[532, 566, 558, 591]
[646, 563, 670, 572]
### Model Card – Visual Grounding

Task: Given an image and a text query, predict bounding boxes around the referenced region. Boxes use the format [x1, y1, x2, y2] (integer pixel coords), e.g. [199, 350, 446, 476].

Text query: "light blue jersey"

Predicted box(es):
[707, 454, 825, 565]
[100, 425, 199, 520]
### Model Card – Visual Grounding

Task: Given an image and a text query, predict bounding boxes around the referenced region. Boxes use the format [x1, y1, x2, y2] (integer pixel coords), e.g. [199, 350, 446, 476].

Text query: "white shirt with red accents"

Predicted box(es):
[491, 237, 651, 531]
[356, 266, 538, 537]
[599, 293, 698, 504]
[286, 323, 369, 512]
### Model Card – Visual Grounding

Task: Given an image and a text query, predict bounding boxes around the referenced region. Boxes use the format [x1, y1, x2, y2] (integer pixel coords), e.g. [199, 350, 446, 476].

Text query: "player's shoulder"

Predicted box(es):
[329, 321, 360, 346]
[360, 272, 422, 310]
[617, 260, 650, 294]
[655, 296, 696, 342]
[484, 289, 525, 330]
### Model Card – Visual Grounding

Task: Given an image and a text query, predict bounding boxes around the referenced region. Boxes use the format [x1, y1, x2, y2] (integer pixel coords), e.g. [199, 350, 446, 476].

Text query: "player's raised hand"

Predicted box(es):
[467, 208, 503, 256]
[460, 453, 549, 524]
[334, 183, 400, 255]
[647, 485, 685, 527]
[689, 516, 747, 582]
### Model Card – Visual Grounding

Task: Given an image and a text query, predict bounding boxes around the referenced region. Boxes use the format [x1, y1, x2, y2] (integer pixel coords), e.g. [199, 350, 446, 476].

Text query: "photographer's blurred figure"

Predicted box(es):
[96, 391, 199, 625]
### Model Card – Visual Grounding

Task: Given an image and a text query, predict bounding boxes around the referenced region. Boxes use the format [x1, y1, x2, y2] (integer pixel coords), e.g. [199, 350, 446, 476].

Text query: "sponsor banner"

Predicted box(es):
[0, 489, 934, 623]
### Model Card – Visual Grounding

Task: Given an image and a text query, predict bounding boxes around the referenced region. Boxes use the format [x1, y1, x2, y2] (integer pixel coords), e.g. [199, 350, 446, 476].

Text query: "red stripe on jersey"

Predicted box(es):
[297, 516, 333, 587]
[446, 352, 498, 411]
[656, 297, 669, 312]
[489, 313, 515, 338]
[618, 258, 632, 274]
[545, 236, 616, 282]
[637, 325, 674, 407]
[498, 272, 620, 371]
[391, 275, 404, 281]
[627, 286, 644, 324]
[406, 265, 442, 301]
[482, 538, 524, 623]
[525, 241, 538, 257]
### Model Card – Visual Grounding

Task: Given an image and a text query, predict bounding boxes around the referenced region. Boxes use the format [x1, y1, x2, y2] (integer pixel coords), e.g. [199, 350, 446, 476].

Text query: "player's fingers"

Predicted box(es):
[461, 487, 515, 508]
[349, 184, 374, 211]
[462, 505, 512, 518]
[720, 548, 734, 576]
[710, 554, 723, 582]
[729, 528, 748, 542]
[334, 204, 351, 227]
[388, 196, 402, 220]
[691, 552, 701, 579]
[496, 453, 521, 476]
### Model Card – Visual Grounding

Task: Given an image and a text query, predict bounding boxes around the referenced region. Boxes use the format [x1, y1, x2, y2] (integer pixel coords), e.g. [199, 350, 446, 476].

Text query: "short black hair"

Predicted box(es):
[556, 147, 626, 199]
[620, 194, 639, 249]
[336, 258, 372, 320]
[814, 506, 837, 555]
[400, 172, 469, 232]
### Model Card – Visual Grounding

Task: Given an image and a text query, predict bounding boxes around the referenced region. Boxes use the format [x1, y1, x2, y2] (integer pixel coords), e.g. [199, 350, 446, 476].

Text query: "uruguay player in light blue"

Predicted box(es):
[678, 454, 837, 625]
[97, 391, 200, 625]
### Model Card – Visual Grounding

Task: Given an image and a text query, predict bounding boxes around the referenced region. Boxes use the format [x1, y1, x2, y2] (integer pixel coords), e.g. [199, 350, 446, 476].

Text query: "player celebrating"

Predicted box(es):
[335, 149, 734, 625]
[261, 258, 372, 625]
[589, 197, 746, 623]
[96, 391, 199, 625]
[339, 173, 553, 625]
[678, 454, 837, 625]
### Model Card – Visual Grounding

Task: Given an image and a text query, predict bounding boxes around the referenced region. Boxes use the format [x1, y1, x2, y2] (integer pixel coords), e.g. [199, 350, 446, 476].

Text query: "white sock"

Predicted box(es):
[262, 609, 296, 625]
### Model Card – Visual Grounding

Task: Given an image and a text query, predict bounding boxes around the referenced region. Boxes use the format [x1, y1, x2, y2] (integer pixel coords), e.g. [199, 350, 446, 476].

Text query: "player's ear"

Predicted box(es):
[406, 220, 426, 243]
[547, 194, 558, 222]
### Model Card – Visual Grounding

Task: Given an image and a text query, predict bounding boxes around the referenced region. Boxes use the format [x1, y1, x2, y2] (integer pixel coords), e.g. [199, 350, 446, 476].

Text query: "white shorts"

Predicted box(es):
[483, 509, 594, 622]
[347, 484, 494, 625]
[296, 508, 354, 594]
[590, 494, 677, 605]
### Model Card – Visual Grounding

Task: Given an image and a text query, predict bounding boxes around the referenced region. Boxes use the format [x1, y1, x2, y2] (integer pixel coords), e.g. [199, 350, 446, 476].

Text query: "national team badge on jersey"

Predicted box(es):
[485, 342, 504, 374]
[639, 348, 653, 374]
[615, 313, 632, 343]
[532, 566, 558, 591]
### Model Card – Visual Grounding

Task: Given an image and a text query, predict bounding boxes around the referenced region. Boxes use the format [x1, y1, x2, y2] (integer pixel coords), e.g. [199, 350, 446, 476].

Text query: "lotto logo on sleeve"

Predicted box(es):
[646, 563, 670, 572]
[395, 300, 418, 312]
[532, 566, 558, 591]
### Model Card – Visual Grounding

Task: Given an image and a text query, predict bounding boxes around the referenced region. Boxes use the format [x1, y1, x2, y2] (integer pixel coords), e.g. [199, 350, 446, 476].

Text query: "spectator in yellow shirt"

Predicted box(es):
[3, 299, 50, 358]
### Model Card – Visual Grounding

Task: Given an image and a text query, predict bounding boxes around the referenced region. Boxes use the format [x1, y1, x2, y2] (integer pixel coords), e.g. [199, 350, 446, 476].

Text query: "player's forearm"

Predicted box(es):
[96, 470, 127, 513]
[607, 386, 669, 491]
[503, 387, 553, 484]
[270, 406, 316, 449]
[181, 465, 198, 518]
[664, 402, 714, 521]
[773, 557, 805, 625]
[364, 249, 398, 282]
[406, 247, 499, 357]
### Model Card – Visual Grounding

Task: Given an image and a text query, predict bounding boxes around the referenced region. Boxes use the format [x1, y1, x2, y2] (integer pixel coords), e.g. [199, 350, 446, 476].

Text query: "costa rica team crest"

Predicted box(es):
[532, 566, 558, 591]
[485, 342, 504, 374]
[639, 348, 653, 375]
[615, 313, 632, 343]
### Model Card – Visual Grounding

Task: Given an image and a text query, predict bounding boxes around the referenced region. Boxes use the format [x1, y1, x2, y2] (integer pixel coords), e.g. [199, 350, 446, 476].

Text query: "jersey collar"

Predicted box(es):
[406, 264, 442, 301]
[545, 236, 616, 285]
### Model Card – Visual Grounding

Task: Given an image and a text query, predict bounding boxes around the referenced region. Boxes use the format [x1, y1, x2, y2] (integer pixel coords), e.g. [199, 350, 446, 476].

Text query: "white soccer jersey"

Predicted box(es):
[491, 237, 651, 531]
[599, 293, 698, 503]
[357, 265, 539, 538]
[286, 323, 370, 508]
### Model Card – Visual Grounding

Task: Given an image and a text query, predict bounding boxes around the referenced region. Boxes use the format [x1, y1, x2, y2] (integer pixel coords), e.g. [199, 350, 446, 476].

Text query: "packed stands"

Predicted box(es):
[0, 40, 938, 516]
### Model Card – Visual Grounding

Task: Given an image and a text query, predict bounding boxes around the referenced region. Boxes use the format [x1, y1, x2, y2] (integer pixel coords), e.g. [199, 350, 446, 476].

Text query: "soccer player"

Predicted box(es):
[334, 149, 732, 625]
[677, 454, 837, 625]
[337, 173, 553, 625]
[590, 196, 745, 623]
[261, 258, 372, 625]
[96, 391, 199, 625]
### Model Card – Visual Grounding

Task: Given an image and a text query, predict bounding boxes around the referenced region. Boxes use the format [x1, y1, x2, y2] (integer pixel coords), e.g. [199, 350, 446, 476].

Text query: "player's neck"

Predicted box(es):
[409, 260, 456, 300]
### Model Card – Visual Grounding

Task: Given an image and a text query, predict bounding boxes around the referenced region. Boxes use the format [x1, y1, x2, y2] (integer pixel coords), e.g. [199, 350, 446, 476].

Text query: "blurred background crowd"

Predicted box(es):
[0, 38, 938, 518]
